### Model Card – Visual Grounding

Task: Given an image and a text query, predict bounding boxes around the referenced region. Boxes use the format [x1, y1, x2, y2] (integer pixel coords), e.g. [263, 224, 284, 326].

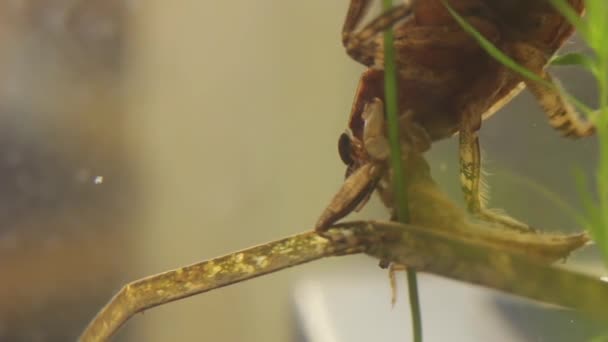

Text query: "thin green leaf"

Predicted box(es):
[496, 169, 580, 224]
[597, 132, 608, 242]
[382, 0, 408, 223]
[583, 0, 608, 57]
[381, 1, 423, 342]
[573, 168, 598, 228]
[549, 52, 598, 76]
[574, 168, 608, 263]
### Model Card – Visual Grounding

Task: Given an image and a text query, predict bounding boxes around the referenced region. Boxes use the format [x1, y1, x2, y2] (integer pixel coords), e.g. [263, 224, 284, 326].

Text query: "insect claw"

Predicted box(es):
[315, 163, 383, 232]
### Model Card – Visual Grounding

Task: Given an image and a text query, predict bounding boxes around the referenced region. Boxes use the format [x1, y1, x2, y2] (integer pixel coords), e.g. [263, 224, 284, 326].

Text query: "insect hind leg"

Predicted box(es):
[459, 121, 536, 233]
[510, 42, 595, 138]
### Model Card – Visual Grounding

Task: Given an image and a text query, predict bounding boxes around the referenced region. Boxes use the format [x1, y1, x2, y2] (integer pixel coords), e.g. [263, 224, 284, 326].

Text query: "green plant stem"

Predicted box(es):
[406, 270, 422, 342]
[382, 1, 422, 341]
[595, 60, 608, 264]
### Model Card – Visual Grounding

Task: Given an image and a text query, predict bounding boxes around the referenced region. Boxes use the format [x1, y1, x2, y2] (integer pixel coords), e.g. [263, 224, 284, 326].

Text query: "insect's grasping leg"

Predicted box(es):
[363, 98, 391, 161]
[347, 69, 385, 140]
[366, 114, 407, 305]
[363, 98, 432, 161]
[353, 97, 393, 213]
[316, 163, 383, 232]
[315, 69, 386, 232]
[510, 42, 595, 138]
[316, 94, 392, 232]
[342, 0, 413, 66]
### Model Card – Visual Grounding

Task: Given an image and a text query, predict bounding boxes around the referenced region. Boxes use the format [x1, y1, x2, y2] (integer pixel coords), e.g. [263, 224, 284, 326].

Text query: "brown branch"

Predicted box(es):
[78, 225, 382, 342]
[80, 220, 606, 342]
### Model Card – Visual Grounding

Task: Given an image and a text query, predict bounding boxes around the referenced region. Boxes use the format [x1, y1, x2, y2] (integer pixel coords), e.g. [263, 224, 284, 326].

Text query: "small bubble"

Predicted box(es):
[94, 176, 104, 184]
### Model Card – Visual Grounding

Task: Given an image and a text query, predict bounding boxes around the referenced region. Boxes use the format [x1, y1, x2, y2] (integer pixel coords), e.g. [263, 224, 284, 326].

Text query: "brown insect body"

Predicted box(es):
[351, 0, 583, 141]
[317, 0, 590, 232]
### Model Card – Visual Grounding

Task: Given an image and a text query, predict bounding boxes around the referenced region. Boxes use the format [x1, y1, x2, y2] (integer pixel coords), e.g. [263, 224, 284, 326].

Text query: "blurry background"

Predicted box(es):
[0, 0, 135, 341]
[0, 0, 603, 341]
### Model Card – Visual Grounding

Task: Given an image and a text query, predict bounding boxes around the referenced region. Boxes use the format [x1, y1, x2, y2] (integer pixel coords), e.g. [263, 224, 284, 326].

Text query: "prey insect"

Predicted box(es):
[316, 0, 593, 233]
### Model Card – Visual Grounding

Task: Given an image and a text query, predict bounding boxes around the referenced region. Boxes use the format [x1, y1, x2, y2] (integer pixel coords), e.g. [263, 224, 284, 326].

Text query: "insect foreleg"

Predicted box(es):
[342, 0, 413, 65]
[363, 97, 391, 161]
[315, 163, 383, 232]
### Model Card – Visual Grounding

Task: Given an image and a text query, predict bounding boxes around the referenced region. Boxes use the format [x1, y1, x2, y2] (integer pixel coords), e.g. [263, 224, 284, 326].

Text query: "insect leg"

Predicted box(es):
[342, 0, 413, 66]
[315, 163, 383, 232]
[388, 263, 406, 306]
[510, 42, 594, 138]
[459, 120, 535, 232]
[363, 97, 391, 161]
[342, 0, 373, 36]
[457, 64, 538, 232]
[458, 123, 482, 213]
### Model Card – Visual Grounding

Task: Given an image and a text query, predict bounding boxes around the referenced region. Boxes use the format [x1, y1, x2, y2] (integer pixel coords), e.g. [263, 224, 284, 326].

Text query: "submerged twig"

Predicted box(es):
[78, 225, 380, 342]
[362, 220, 603, 315]
[80, 217, 604, 342]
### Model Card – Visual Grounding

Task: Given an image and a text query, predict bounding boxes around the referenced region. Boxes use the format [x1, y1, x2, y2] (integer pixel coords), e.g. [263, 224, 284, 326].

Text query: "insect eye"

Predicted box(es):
[338, 133, 354, 165]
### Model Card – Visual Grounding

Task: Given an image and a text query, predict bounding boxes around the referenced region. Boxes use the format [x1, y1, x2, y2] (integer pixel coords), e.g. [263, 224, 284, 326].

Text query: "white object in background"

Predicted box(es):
[293, 269, 520, 342]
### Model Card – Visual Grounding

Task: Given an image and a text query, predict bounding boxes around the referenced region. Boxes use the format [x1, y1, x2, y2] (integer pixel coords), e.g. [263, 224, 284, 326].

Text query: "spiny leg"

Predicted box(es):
[458, 126, 481, 212]
[342, 0, 413, 65]
[457, 40, 592, 231]
[459, 122, 535, 232]
[510, 41, 595, 138]
[456, 41, 594, 231]
[456, 63, 538, 232]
